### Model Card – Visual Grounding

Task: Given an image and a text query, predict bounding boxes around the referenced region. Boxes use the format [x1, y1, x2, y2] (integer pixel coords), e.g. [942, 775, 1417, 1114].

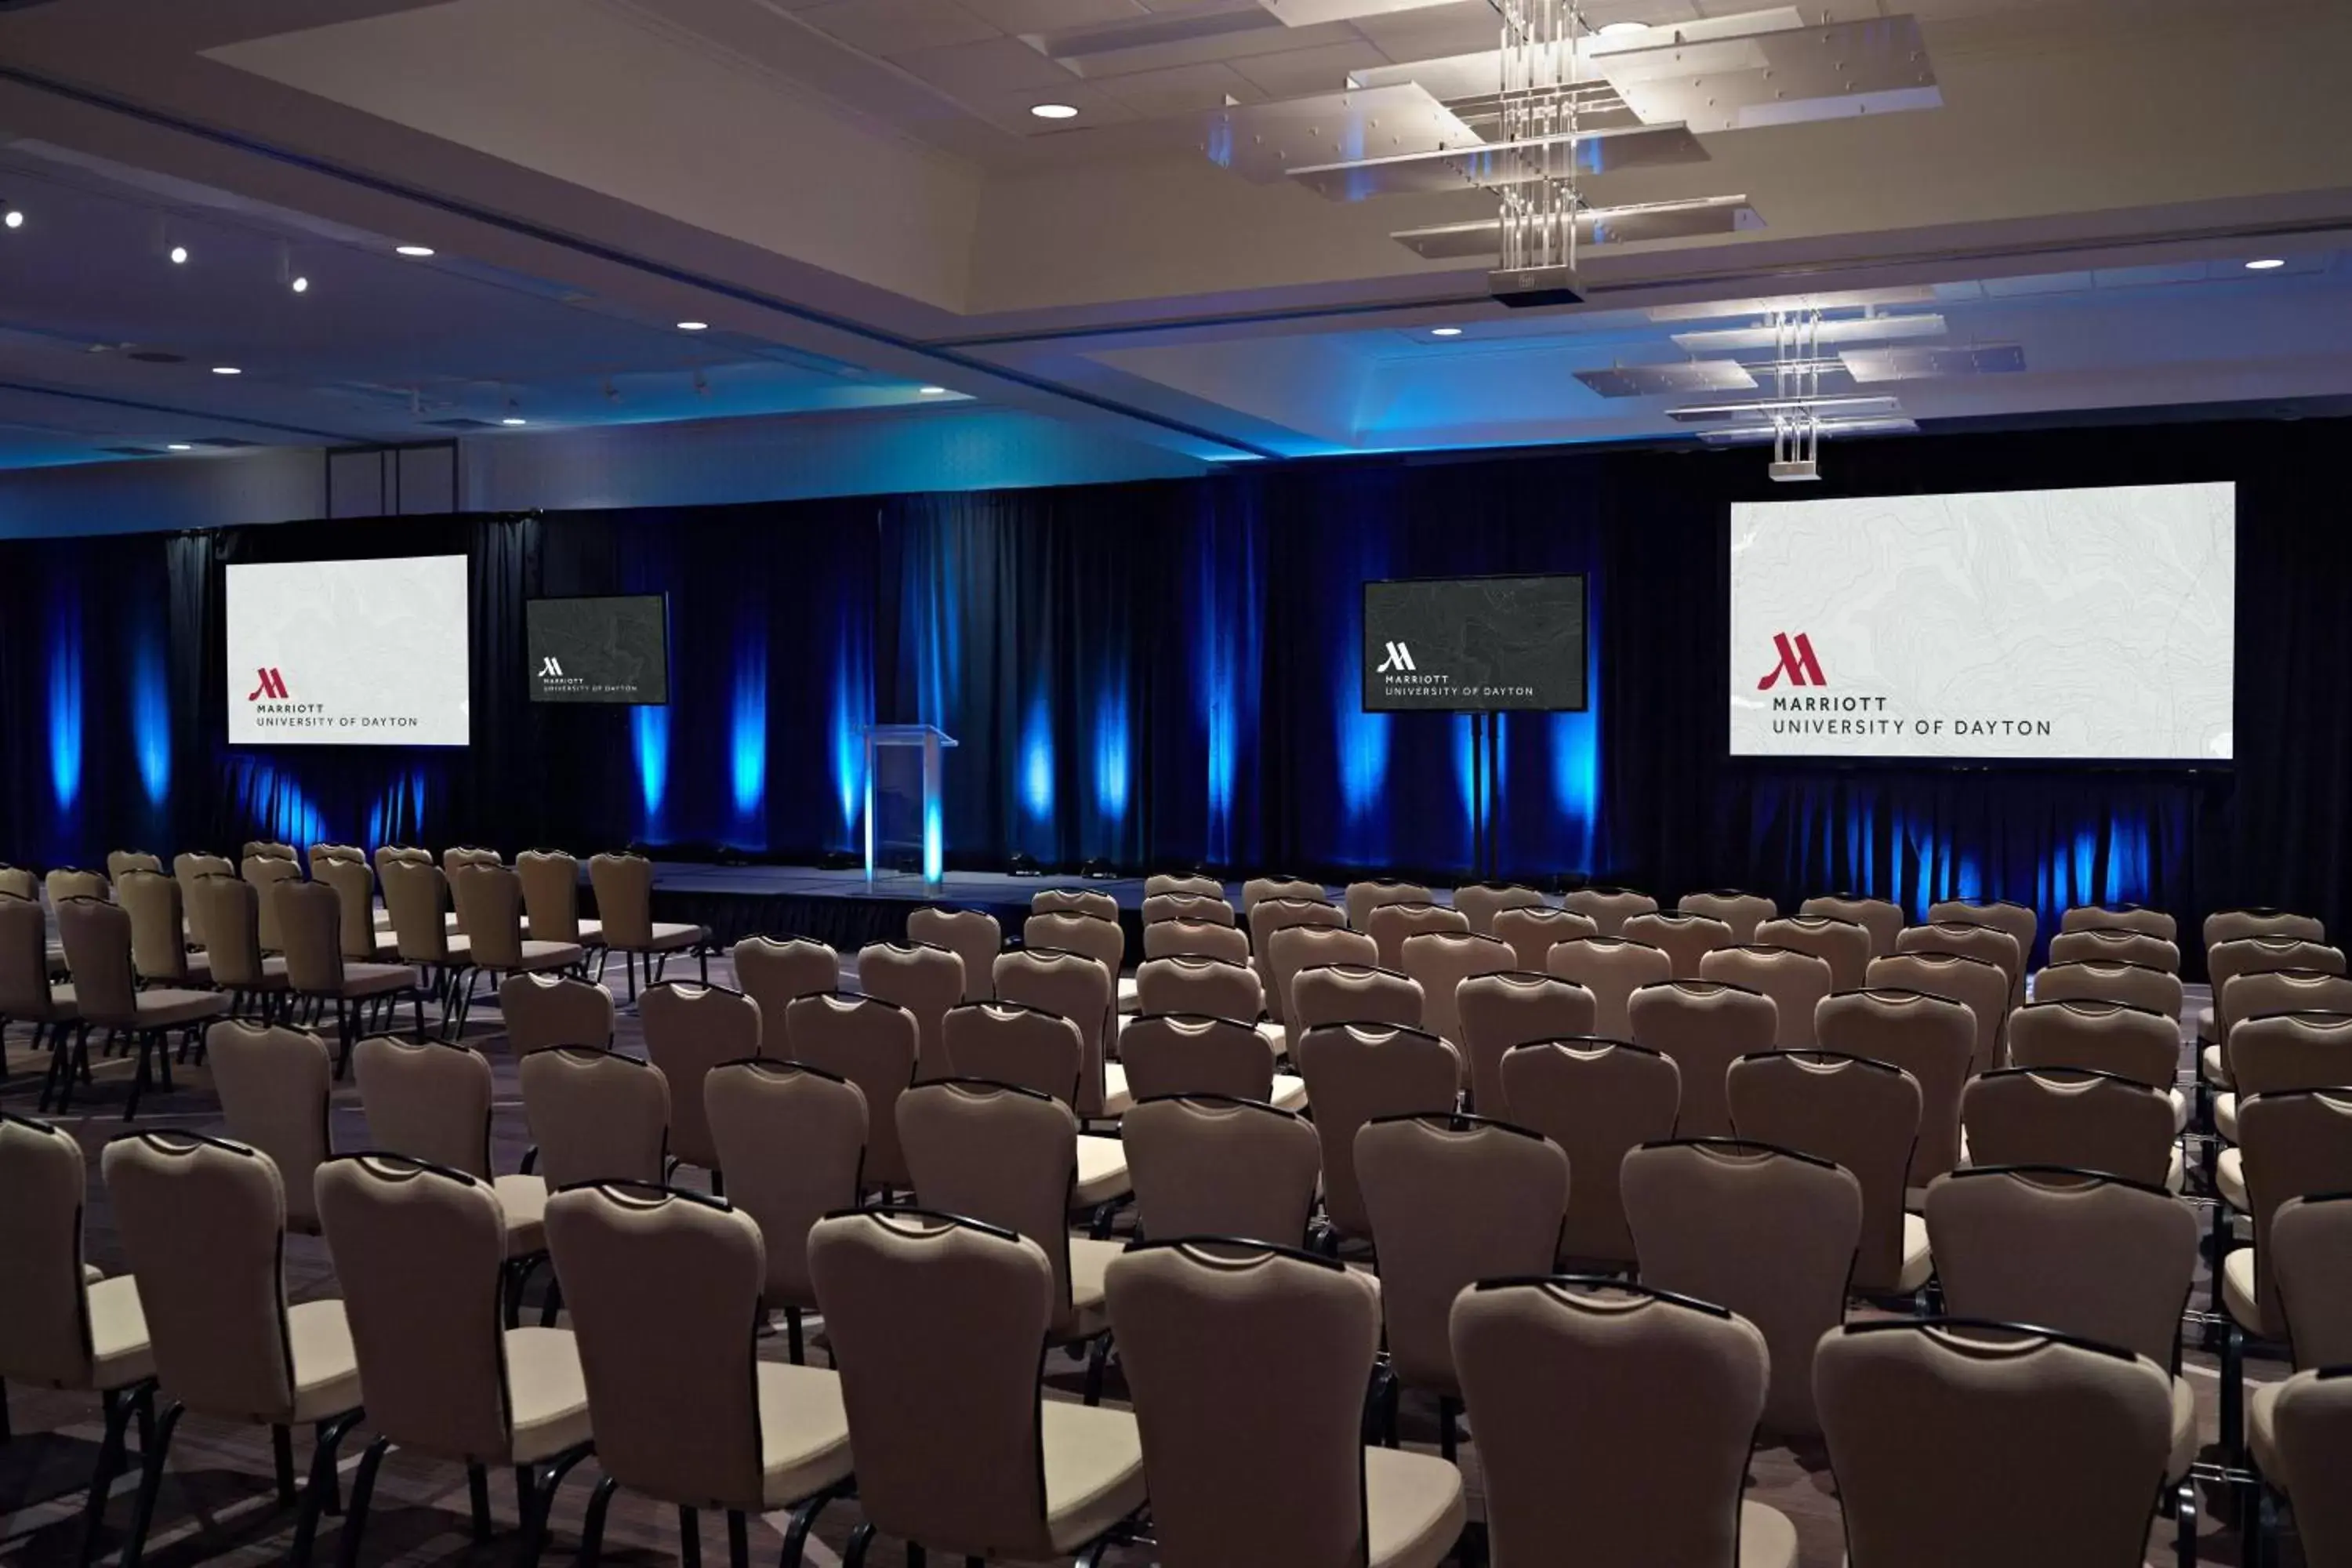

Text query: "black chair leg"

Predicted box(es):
[680, 1505, 702, 1568]
[1083, 1334, 1111, 1406]
[469, 1462, 495, 1541]
[519, 1445, 591, 1567]
[2174, 1479, 2197, 1568]
[728, 1510, 751, 1568]
[579, 1475, 619, 1568]
[779, 1491, 832, 1568]
[118, 1398, 184, 1568]
[786, 1306, 804, 1366]
[906, 1544, 925, 1568]
[539, 1273, 565, 1329]
[843, 1523, 875, 1568]
[290, 1412, 362, 1566]
[336, 1436, 390, 1568]
[2222, 1322, 2246, 1465]
[1438, 1396, 1458, 1463]
[74, 1381, 145, 1567]
[270, 1422, 298, 1506]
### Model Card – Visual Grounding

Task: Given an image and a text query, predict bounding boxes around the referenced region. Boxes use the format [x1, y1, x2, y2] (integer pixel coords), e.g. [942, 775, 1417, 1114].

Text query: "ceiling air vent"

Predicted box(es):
[423, 417, 499, 430]
[126, 349, 187, 364]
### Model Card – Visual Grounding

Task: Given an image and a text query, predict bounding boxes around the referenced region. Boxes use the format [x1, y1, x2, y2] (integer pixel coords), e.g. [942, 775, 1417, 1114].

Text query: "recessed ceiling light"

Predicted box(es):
[290, 276, 309, 293]
[501, 416, 527, 426]
[210, 365, 241, 376]
[918, 385, 949, 395]
[676, 321, 709, 332]
[394, 244, 434, 257]
[168, 245, 189, 265]
[1595, 21, 1649, 35]
[166, 442, 192, 451]
[1030, 103, 1080, 120]
[2245, 257, 2286, 270]
[3, 208, 23, 230]
[1428, 326, 1463, 337]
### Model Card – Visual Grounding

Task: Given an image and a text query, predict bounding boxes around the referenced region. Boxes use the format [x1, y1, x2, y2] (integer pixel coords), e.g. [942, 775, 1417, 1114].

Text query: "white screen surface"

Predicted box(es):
[227, 556, 470, 746]
[1730, 482, 2234, 760]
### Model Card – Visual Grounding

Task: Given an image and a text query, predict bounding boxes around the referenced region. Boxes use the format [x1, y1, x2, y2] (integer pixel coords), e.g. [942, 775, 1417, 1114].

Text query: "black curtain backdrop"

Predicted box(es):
[1, 414, 2343, 961]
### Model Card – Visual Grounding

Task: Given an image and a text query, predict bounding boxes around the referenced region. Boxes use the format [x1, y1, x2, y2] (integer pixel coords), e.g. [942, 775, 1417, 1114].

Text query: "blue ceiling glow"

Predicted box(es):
[47, 593, 82, 817]
[832, 618, 871, 848]
[731, 619, 768, 837]
[633, 702, 670, 835]
[131, 625, 170, 808]
[1094, 684, 1131, 823]
[1021, 691, 1054, 823]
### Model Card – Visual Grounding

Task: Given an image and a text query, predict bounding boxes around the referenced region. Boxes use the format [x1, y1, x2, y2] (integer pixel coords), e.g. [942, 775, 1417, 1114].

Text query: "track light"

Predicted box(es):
[290, 276, 309, 293]
[169, 245, 189, 265]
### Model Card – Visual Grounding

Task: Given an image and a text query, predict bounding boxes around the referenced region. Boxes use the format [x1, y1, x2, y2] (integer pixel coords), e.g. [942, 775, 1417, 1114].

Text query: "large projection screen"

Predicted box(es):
[227, 555, 470, 746]
[1730, 481, 2234, 760]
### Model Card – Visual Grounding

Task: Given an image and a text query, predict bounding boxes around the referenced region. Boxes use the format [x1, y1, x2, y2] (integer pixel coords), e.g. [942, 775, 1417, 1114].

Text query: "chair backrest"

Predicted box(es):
[1363, 901, 1468, 972]
[1293, 1023, 1461, 1238]
[2233, 1011, 2352, 1098]
[1356, 1113, 1569, 1396]
[942, 1001, 1085, 1105]
[380, 858, 456, 964]
[2224, 971, 2352, 1077]
[1561, 886, 1659, 937]
[1032, 887, 1117, 922]
[1679, 890, 1777, 945]
[1755, 914, 1872, 992]
[1896, 923, 2023, 1052]
[584, 852, 658, 948]
[514, 848, 585, 943]
[0, 1112, 100, 1388]
[2275, 1367, 2352, 1566]
[2273, 1192, 2352, 1368]
[641, 982, 761, 1170]
[354, 1035, 494, 1177]
[1454, 882, 1549, 936]
[1501, 1039, 1680, 1269]
[1927, 898, 2036, 995]
[245, 840, 300, 865]
[275, 877, 348, 994]
[1628, 980, 1778, 1139]
[500, 973, 615, 1054]
[56, 895, 137, 1024]
[241, 855, 300, 951]
[1399, 930, 1517, 1051]
[991, 948, 1113, 1116]
[1452, 1278, 1770, 1568]
[1727, 1050, 1922, 1294]
[48, 866, 111, 906]
[544, 1183, 768, 1508]
[372, 844, 432, 880]
[192, 871, 271, 988]
[1799, 895, 1906, 956]
[2003, 1000, 2178, 1090]
[1249, 898, 1347, 1022]
[107, 849, 164, 882]
[313, 858, 379, 962]
[1134, 955, 1263, 1024]
[1265, 924, 1377, 1044]
[807, 1210, 1058, 1559]
[174, 851, 234, 947]
[896, 1080, 1084, 1334]
[784, 993, 920, 1189]
[2210, 937, 2346, 1040]
[117, 869, 192, 983]
[1145, 872, 1223, 901]
[1123, 1096, 1320, 1247]
[2205, 908, 2326, 950]
[1621, 1139, 1862, 1434]
[1819, 985, 1978, 1186]
[1344, 878, 1431, 932]
[1106, 1240, 1388, 1566]
[0, 894, 53, 1019]
[1143, 917, 1250, 964]
[1622, 911, 1734, 979]
[703, 1059, 868, 1311]
[906, 909, 1000, 1002]
[1866, 949, 2005, 1076]
[1814, 1321, 2173, 1568]
[1141, 892, 1234, 929]
[450, 863, 530, 969]
[1924, 1168, 2194, 1368]
[0, 864, 37, 902]
[858, 942, 965, 1081]
[315, 1154, 513, 1461]
[2238, 1090, 2352, 1338]
[1700, 946, 1833, 1049]
[1291, 963, 1424, 1041]
[2063, 903, 2178, 942]
[307, 843, 364, 874]
[1241, 876, 1325, 914]
[208, 1021, 335, 1230]
[1547, 936, 1674, 1039]
[2046, 927, 2180, 974]
[2029, 959, 2183, 1023]
[517, 1047, 670, 1189]
[1457, 971, 1596, 1118]
[1962, 1069, 2175, 1189]
[1492, 906, 1599, 971]
[102, 1132, 298, 1421]
[1120, 1013, 1275, 1103]
[441, 845, 502, 877]
[731, 936, 841, 1049]
[1023, 911, 1123, 981]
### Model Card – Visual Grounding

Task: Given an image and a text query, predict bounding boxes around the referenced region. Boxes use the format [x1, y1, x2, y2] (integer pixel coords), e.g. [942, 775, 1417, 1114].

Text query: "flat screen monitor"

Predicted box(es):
[226, 554, 470, 746]
[1362, 574, 1589, 713]
[1729, 481, 2234, 760]
[524, 594, 671, 704]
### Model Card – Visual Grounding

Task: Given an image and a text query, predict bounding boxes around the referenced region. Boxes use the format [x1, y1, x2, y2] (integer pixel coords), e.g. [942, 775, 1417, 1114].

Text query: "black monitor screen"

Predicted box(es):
[1362, 575, 1588, 713]
[524, 594, 670, 705]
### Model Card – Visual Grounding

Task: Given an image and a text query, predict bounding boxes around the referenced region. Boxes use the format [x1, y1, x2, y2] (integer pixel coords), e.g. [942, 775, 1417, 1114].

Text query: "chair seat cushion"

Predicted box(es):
[503, 1326, 592, 1465]
[1737, 1501, 1799, 1568]
[1098, 1062, 1132, 1120]
[573, 919, 604, 946]
[1257, 1020, 1286, 1061]
[288, 1298, 364, 1423]
[495, 1174, 549, 1255]
[46, 942, 68, 977]
[2169, 1087, 2188, 1134]
[2218, 1147, 2248, 1212]
[42, 982, 78, 1020]
[1041, 1400, 1148, 1554]
[133, 988, 230, 1028]
[756, 1360, 855, 1508]
[1074, 1134, 1133, 1208]
[2167, 1144, 2185, 1196]
[2169, 1374, 2198, 1481]
[2197, 1005, 2216, 1044]
[1364, 1443, 1469, 1568]
[2250, 1377, 2284, 1482]
[1065, 1236, 1125, 1342]
[2216, 1092, 2240, 1144]
[1116, 975, 1139, 1014]
[335, 964, 415, 998]
[513, 941, 585, 973]
[2201, 1040, 2228, 1087]
[2224, 1247, 2260, 1334]
[87, 1273, 155, 1392]
[632, 923, 704, 953]
[1272, 1073, 1309, 1112]
[1896, 1211, 1934, 1295]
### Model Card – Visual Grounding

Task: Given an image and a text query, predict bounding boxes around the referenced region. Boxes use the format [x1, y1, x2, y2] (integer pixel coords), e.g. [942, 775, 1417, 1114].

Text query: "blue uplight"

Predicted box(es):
[1094, 685, 1131, 821]
[832, 619, 870, 845]
[131, 627, 170, 808]
[633, 702, 670, 834]
[1021, 693, 1054, 822]
[47, 596, 82, 815]
[731, 626, 767, 832]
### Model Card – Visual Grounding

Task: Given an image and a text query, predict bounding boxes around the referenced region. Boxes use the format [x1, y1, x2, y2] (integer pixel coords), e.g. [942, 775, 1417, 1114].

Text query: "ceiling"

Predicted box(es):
[0, 0, 2347, 474]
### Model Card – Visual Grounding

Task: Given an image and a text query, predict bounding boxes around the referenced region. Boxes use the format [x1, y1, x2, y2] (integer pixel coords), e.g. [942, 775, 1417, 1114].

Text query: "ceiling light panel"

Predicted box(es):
[1288, 122, 1708, 200]
[1592, 13, 1940, 132]
[1699, 416, 1918, 444]
[1670, 314, 1946, 353]
[1254, 0, 1469, 27]
[1646, 286, 1937, 323]
[1840, 343, 2026, 381]
[1667, 393, 1903, 423]
[1203, 85, 1479, 183]
[1574, 361, 1761, 397]
[1392, 195, 1762, 258]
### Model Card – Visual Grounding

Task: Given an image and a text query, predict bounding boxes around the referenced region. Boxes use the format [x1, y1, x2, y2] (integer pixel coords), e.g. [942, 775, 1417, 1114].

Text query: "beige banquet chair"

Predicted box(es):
[1250, 897, 1347, 1024]
[517, 1047, 670, 1192]
[784, 992, 919, 1192]
[1122, 1094, 1322, 1249]
[2006, 1000, 2183, 1121]
[1896, 923, 2023, 1057]
[2219, 1088, 2352, 1447]
[2031, 959, 2183, 1022]
[379, 857, 470, 1021]
[857, 941, 964, 1083]
[808, 1209, 1145, 1565]
[515, 848, 604, 953]
[993, 947, 1126, 1120]
[2201, 935, 2343, 1065]
[172, 852, 234, 949]
[1133, 954, 1268, 1034]
[546, 1183, 854, 1566]
[585, 852, 710, 1000]
[641, 982, 762, 1188]
[2205, 908, 2326, 952]
[942, 1000, 1087, 1107]
[1501, 1038, 1680, 1270]
[1107, 1238, 1467, 1568]
[1120, 1012, 1306, 1110]
[1452, 1277, 1798, 1568]
[1755, 914, 1872, 993]
[107, 849, 164, 883]
[905, 908, 1000, 1002]
[2266, 1368, 2352, 1568]
[1628, 979, 1777, 1139]
[2215, 963, 2352, 1093]
[1143, 916, 1250, 965]
[731, 935, 841, 1052]
[207, 1020, 335, 1235]
[243, 840, 300, 866]
[1241, 876, 1326, 916]
[2220, 1008, 2352, 1143]
[702, 1058, 868, 1363]
[2245, 1192, 2352, 1559]
[52, 896, 225, 1119]
[1291, 963, 1425, 1046]
[1345, 878, 1432, 932]
[1561, 886, 1658, 937]
[2063, 903, 2178, 943]
[1294, 1022, 1461, 1249]
[1867, 949, 2006, 1076]
[275, 879, 417, 1072]
[1818, 986, 1977, 1191]
[1814, 1319, 2175, 1568]
[1024, 910, 1125, 987]
[500, 973, 616, 1054]
[448, 864, 586, 1034]
[1622, 1138, 1863, 1436]
[48, 866, 111, 907]
[1679, 890, 1777, 946]
[0, 895, 79, 1084]
[0, 862, 41, 902]
[1492, 905, 1599, 971]
[1547, 935, 1672, 1040]
[1962, 1068, 2179, 1191]
[1145, 872, 1225, 901]
[1365, 901, 1468, 973]
[2047, 928, 2180, 974]
[241, 855, 301, 953]
[1624, 911, 1735, 979]
[1142, 892, 1235, 930]
[1728, 1050, 1929, 1298]
[118, 869, 209, 987]
[1927, 898, 2037, 1006]
[312, 856, 399, 964]
[1456, 971, 1595, 1118]
[1399, 930, 1515, 1055]
[1454, 882, 1549, 937]
[1700, 946, 1833, 1050]
[1265, 923, 1377, 1047]
[1800, 895, 1906, 956]
[1033, 887, 1119, 923]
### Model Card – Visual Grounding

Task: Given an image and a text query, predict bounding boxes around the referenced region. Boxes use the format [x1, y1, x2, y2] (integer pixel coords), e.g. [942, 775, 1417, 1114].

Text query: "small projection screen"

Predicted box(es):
[1362, 575, 1589, 712]
[524, 594, 671, 704]
[1729, 481, 2234, 760]
[226, 555, 470, 746]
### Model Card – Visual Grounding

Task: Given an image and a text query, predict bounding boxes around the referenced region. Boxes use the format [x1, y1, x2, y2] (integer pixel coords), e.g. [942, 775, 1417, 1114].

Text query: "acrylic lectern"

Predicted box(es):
[862, 724, 957, 884]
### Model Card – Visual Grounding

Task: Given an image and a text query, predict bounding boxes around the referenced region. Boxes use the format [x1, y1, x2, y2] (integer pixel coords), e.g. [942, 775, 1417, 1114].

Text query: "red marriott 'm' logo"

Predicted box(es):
[1756, 633, 1825, 690]
[246, 668, 290, 701]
